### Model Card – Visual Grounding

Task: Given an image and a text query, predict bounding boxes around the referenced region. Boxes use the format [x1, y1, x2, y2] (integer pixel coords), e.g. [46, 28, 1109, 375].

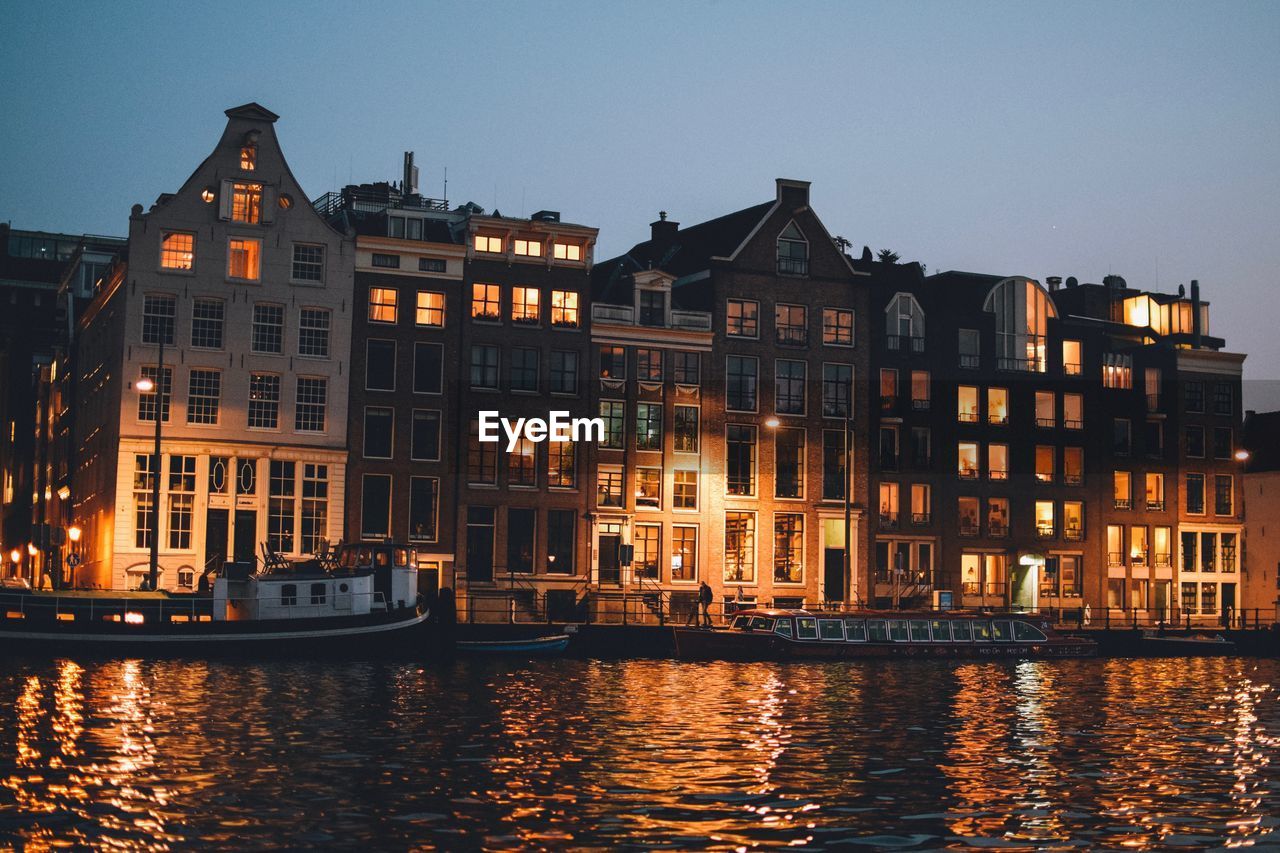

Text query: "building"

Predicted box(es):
[1241, 410, 1280, 621]
[860, 264, 1245, 622]
[1, 225, 124, 585]
[322, 166, 599, 617]
[590, 179, 870, 615]
[62, 104, 354, 590]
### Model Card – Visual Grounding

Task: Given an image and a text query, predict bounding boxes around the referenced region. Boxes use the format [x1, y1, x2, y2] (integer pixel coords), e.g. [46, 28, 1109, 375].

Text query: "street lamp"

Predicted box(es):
[136, 340, 165, 591]
[27, 543, 38, 557]
[1235, 449, 1251, 462]
[8, 548, 19, 576]
[68, 525, 82, 543]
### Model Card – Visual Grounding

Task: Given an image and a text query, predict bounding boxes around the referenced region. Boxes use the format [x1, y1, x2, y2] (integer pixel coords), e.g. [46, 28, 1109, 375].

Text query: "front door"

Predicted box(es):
[206, 508, 229, 572]
[233, 510, 257, 565]
[824, 549, 845, 603]
[1009, 561, 1040, 612]
[598, 534, 621, 584]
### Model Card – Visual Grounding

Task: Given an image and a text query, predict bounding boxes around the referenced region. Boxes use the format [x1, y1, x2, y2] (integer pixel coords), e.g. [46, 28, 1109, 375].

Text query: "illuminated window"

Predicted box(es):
[1035, 501, 1055, 538]
[911, 484, 931, 523]
[240, 145, 256, 170]
[674, 405, 699, 453]
[1064, 501, 1084, 540]
[248, 374, 281, 429]
[634, 524, 661, 579]
[472, 284, 501, 321]
[879, 482, 899, 526]
[727, 299, 759, 338]
[553, 242, 582, 261]
[1063, 393, 1083, 429]
[133, 454, 156, 549]
[416, 291, 444, 327]
[512, 286, 541, 324]
[672, 526, 697, 581]
[911, 371, 930, 410]
[637, 348, 663, 382]
[725, 512, 756, 582]
[636, 403, 662, 450]
[776, 304, 807, 346]
[774, 514, 804, 583]
[474, 234, 502, 253]
[368, 287, 398, 323]
[160, 232, 194, 270]
[1035, 391, 1055, 427]
[636, 467, 661, 508]
[1035, 445, 1054, 483]
[957, 385, 978, 422]
[987, 498, 1008, 537]
[1114, 471, 1132, 509]
[551, 290, 579, 328]
[227, 238, 261, 280]
[987, 387, 1008, 424]
[1146, 472, 1165, 510]
[409, 478, 439, 543]
[674, 470, 698, 509]
[1102, 353, 1133, 389]
[1064, 447, 1084, 485]
[984, 277, 1055, 372]
[548, 440, 575, 488]
[597, 466, 624, 508]
[268, 461, 295, 554]
[957, 442, 978, 479]
[988, 443, 1008, 480]
[231, 183, 263, 223]
[958, 497, 980, 536]
[508, 437, 537, 486]
[513, 239, 542, 257]
[823, 308, 854, 346]
[1062, 340, 1082, 375]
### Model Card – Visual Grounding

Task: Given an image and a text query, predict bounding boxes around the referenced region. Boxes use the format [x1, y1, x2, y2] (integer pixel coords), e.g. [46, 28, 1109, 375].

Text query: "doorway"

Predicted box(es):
[1010, 557, 1041, 612]
[822, 519, 846, 603]
[206, 508, 229, 572]
[598, 526, 621, 585]
[233, 510, 257, 565]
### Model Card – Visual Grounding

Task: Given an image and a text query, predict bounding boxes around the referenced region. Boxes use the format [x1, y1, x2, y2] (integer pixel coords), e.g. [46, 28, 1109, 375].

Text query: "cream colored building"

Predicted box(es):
[70, 104, 353, 590]
[1241, 410, 1280, 622]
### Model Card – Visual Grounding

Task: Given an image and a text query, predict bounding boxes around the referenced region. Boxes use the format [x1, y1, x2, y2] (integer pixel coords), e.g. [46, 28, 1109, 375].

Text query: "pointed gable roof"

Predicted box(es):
[224, 102, 280, 122]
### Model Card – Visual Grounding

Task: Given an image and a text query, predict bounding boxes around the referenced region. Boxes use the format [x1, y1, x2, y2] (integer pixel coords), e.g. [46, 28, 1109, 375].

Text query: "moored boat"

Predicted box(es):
[0, 543, 429, 656]
[673, 609, 1096, 661]
[456, 634, 572, 656]
[1139, 630, 1236, 656]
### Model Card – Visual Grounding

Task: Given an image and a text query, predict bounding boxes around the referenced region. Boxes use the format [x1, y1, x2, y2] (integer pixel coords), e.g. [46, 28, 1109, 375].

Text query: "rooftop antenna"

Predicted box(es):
[443, 167, 448, 204]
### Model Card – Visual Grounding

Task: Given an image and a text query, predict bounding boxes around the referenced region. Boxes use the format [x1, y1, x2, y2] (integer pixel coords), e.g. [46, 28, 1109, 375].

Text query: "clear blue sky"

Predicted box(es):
[2, 1, 1278, 402]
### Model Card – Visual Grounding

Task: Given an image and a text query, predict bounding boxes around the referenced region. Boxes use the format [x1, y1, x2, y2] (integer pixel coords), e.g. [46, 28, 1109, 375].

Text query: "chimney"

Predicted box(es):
[1046, 276, 1062, 292]
[650, 210, 679, 242]
[1190, 279, 1202, 348]
[403, 151, 418, 195]
[776, 178, 811, 206]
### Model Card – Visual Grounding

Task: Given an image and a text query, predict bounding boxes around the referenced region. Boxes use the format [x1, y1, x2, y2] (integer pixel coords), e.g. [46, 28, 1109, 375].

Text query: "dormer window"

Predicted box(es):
[886, 293, 925, 352]
[231, 183, 263, 223]
[777, 221, 808, 275]
[240, 145, 256, 171]
[638, 290, 666, 327]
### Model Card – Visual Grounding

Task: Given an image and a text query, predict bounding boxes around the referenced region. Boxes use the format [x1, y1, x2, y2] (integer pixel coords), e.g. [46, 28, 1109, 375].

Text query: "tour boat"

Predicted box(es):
[0, 543, 429, 655]
[673, 609, 1097, 661]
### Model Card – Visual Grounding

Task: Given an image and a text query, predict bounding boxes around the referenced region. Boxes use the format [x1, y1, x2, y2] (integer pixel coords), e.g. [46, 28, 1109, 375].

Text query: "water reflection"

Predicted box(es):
[0, 657, 1278, 849]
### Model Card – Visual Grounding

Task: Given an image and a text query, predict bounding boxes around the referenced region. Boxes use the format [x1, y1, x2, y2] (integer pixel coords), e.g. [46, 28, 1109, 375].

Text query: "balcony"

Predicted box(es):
[958, 412, 979, 424]
[989, 469, 1008, 481]
[1146, 500, 1165, 512]
[1131, 551, 1148, 566]
[1064, 526, 1083, 542]
[958, 467, 979, 481]
[911, 512, 931, 525]
[879, 513, 899, 531]
[1107, 551, 1124, 567]
[880, 395, 898, 414]
[1114, 499, 1131, 510]
[887, 335, 925, 353]
[590, 303, 712, 331]
[1035, 472, 1054, 484]
[912, 399, 930, 411]
[960, 354, 979, 369]
[777, 256, 809, 276]
[959, 522, 980, 538]
[988, 413, 1008, 426]
[989, 523, 1008, 538]
[1064, 361, 1082, 376]
[1035, 523, 1056, 539]
[1064, 473, 1083, 486]
[776, 327, 809, 347]
[1064, 419, 1083, 430]
[1153, 553, 1172, 568]
[1035, 417, 1055, 428]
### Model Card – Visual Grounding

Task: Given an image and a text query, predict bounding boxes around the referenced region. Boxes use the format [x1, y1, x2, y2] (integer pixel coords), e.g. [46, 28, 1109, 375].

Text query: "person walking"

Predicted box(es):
[697, 580, 714, 628]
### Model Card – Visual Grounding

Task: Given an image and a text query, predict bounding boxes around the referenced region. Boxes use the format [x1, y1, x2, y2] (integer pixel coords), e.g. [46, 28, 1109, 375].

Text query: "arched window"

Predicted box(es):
[983, 277, 1057, 372]
[777, 222, 808, 275]
[885, 293, 925, 351]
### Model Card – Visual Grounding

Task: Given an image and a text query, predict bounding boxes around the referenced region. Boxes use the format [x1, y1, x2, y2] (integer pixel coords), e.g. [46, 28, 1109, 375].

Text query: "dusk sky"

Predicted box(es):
[3, 1, 1278, 403]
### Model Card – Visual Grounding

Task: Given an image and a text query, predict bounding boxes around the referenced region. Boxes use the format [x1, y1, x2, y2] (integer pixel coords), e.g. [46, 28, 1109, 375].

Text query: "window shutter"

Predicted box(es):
[261, 186, 275, 224]
[218, 180, 233, 220]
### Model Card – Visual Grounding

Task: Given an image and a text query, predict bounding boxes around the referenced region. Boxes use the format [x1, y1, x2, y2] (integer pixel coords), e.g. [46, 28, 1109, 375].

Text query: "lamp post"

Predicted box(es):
[844, 376, 854, 608]
[135, 331, 165, 591]
[67, 525, 82, 588]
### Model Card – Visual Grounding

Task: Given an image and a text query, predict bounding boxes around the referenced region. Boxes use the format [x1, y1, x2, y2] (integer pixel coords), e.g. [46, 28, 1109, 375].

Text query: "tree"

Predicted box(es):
[877, 249, 900, 264]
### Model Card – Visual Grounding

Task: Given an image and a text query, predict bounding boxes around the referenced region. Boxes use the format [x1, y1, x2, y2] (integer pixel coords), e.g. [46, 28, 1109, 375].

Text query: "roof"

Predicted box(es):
[1244, 411, 1280, 473]
[591, 201, 774, 307]
[224, 102, 279, 122]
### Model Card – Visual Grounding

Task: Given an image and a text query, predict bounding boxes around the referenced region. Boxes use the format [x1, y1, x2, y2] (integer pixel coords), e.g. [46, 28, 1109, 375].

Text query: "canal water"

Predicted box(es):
[1, 656, 1278, 849]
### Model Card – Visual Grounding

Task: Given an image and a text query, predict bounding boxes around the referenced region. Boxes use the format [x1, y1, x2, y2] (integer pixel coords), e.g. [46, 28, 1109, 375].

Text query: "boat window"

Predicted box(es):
[338, 549, 358, 569]
[992, 620, 1012, 641]
[796, 617, 819, 640]
[973, 620, 993, 641]
[374, 550, 392, 567]
[310, 583, 327, 605]
[951, 621, 972, 641]
[750, 617, 775, 632]
[357, 547, 373, 566]
[394, 547, 409, 565]
[1013, 621, 1047, 641]
[732, 615, 752, 630]
[930, 620, 951, 641]
[843, 619, 867, 642]
[889, 619, 909, 642]
[819, 619, 844, 641]
[281, 583, 297, 606]
[908, 619, 930, 641]
[774, 620, 793, 638]
[867, 620, 889, 641]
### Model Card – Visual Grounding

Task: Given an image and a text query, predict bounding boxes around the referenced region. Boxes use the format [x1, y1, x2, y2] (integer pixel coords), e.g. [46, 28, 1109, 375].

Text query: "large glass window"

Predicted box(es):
[727, 356, 758, 411]
[597, 466, 623, 508]
[365, 340, 395, 391]
[291, 244, 324, 282]
[247, 374, 280, 429]
[1215, 475, 1234, 515]
[411, 410, 441, 461]
[361, 474, 391, 539]
[548, 440, 576, 488]
[636, 403, 662, 451]
[672, 526, 697, 581]
[507, 437, 537, 486]
[550, 350, 578, 394]
[1186, 473, 1205, 514]
[413, 342, 442, 394]
[727, 425, 757, 496]
[409, 477, 439, 543]
[300, 464, 328, 555]
[634, 524, 661, 579]
[823, 308, 854, 346]
[672, 351, 700, 385]
[142, 294, 176, 345]
[415, 291, 445, 327]
[776, 304, 808, 346]
[551, 290, 579, 328]
[510, 347, 539, 392]
[470, 345, 499, 389]
[295, 378, 327, 432]
[471, 283, 500, 321]
[227, 238, 261, 280]
[600, 401, 625, 449]
[230, 182, 262, 223]
[775, 359, 806, 414]
[886, 293, 925, 350]
[726, 299, 759, 338]
[777, 222, 808, 275]
[511, 286, 540, 325]
[774, 514, 804, 583]
[191, 298, 224, 349]
[299, 308, 330, 358]
[160, 232, 194, 270]
[636, 467, 661, 509]
[547, 510, 576, 573]
[507, 508, 536, 573]
[363, 407, 394, 458]
[468, 420, 498, 484]
[822, 430, 846, 501]
[674, 470, 698, 510]
[725, 512, 756, 582]
[985, 277, 1054, 371]
[268, 461, 295, 554]
[251, 303, 284, 354]
[187, 369, 220, 425]
[168, 455, 196, 550]
[674, 405, 699, 453]
[775, 428, 805, 499]
[822, 364, 852, 418]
